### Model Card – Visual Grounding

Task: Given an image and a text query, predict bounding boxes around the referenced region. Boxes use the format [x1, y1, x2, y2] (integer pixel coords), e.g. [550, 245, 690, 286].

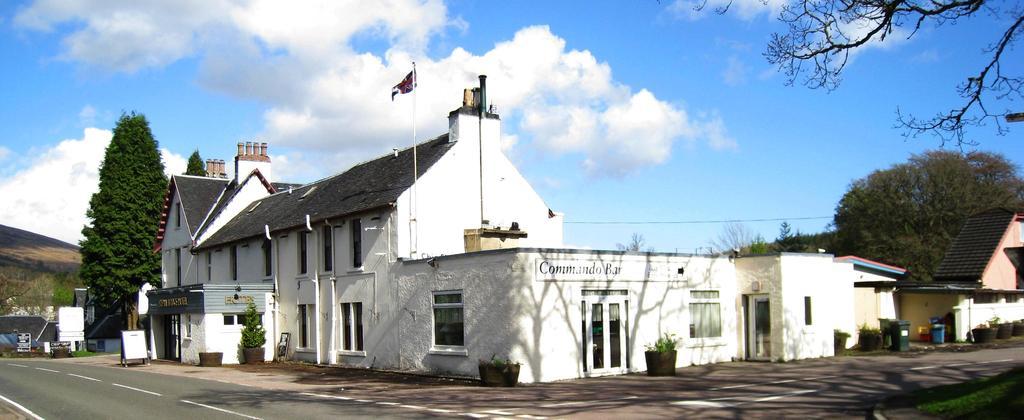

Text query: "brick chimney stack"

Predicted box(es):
[234, 141, 272, 183]
[204, 159, 228, 178]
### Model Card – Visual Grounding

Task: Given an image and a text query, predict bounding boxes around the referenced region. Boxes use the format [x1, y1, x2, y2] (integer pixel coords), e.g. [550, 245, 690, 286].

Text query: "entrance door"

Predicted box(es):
[164, 314, 180, 361]
[746, 295, 771, 360]
[581, 291, 629, 376]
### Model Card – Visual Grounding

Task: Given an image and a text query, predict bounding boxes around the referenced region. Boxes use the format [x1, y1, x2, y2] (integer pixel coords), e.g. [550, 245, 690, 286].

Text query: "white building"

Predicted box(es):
[150, 77, 863, 381]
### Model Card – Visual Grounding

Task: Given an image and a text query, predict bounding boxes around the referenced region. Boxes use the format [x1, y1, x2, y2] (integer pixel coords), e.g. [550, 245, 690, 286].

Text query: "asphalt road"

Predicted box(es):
[1, 345, 1022, 419]
[0, 358, 426, 420]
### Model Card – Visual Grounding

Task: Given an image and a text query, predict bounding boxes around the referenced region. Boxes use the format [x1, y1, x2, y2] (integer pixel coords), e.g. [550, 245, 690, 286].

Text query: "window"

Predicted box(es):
[262, 239, 272, 277]
[351, 218, 362, 268]
[323, 225, 333, 272]
[341, 302, 363, 351]
[298, 304, 314, 348]
[804, 296, 813, 325]
[184, 314, 192, 338]
[175, 248, 182, 286]
[205, 253, 212, 282]
[299, 232, 308, 275]
[689, 290, 721, 338]
[433, 291, 464, 347]
[175, 203, 182, 228]
[230, 245, 238, 281]
[223, 314, 247, 326]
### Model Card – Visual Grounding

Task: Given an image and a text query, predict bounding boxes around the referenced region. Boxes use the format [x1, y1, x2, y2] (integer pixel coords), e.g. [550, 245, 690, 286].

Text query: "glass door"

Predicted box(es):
[582, 291, 628, 376]
[164, 314, 180, 361]
[747, 295, 771, 360]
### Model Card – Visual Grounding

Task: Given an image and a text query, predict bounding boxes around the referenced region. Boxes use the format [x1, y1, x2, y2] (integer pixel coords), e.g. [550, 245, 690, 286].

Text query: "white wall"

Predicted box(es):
[953, 298, 1024, 341]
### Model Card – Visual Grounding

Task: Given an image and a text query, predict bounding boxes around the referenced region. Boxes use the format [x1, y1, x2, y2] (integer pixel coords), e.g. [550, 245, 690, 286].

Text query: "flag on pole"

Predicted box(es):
[392, 69, 416, 100]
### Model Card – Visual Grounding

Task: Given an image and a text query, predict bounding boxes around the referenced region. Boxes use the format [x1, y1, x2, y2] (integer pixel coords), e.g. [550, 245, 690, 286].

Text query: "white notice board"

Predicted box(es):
[120, 330, 149, 366]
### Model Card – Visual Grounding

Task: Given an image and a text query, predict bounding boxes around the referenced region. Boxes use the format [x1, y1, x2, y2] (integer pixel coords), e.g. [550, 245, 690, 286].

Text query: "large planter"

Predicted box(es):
[833, 335, 849, 356]
[972, 327, 997, 344]
[996, 323, 1013, 339]
[478, 362, 520, 387]
[51, 348, 71, 359]
[858, 333, 882, 351]
[199, 352, 223, 367]
[242, 347, 265, 364]
[645, 350, 677, 376]
[1012, 322, 1024, 337]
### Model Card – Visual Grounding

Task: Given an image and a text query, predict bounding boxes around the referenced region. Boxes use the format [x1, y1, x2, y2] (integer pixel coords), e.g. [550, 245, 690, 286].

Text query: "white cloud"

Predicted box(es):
[722, 55, 748, 86]
[162, 148, 187, 176]
[0, 128, 110, 244]
[79, 105, 97, 126]
[0, 146, 10, 162]
[16, 2, 735, 177]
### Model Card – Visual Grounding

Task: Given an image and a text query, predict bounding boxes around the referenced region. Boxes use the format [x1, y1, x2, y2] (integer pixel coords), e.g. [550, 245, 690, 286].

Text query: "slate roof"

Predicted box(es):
[173, 175, 230, 233]
[934, 208, 1019, 282]
[198, 134, 455, 249]
[0, 315, 49, 339]
[86, 313, 122, 339]
[40, 321, 57, 342]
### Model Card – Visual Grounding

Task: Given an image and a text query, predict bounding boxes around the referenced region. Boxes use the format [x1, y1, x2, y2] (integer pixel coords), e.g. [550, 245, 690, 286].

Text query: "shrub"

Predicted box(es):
[858, 324, 881, 335]
[645, 333, 680, 353]
[835, 329, 851, 339]
[240, 301, 266, 349]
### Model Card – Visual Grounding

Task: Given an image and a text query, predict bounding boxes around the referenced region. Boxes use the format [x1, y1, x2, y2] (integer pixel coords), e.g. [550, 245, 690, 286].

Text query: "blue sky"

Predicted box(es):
[0, 0, 1020, 251]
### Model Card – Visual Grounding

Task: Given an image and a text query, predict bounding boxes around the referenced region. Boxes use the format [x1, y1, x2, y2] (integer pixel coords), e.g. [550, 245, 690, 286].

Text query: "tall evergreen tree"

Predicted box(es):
[773, 221, 804, 252]
[184, 149, 205, 176]
[80, 113, 167, 330]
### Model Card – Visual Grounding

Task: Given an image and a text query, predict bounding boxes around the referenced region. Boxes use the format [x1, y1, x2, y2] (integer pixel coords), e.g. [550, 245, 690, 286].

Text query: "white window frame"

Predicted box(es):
[339, 302, 364, 355]
[223, 313, 245, 327]
[297, 304, 314, 350]
[183, 313, 192, 339]
[430, 290, 466, 355]
[689, 290, 723, 340]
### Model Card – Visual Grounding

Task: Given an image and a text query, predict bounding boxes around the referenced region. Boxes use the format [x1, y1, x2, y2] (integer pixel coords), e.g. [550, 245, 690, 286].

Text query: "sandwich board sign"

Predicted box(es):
[58, 307, 85, 344]
[120, 330, 149, 367]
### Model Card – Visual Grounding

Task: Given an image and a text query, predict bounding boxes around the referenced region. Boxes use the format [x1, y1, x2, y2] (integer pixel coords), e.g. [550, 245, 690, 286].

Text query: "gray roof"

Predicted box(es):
[934, 208, 1019, 282]
[173, 175, 230, 233]
[86, 313, 122, 339]
[198, 134, 455, 249]
[0, 315, 49, 339]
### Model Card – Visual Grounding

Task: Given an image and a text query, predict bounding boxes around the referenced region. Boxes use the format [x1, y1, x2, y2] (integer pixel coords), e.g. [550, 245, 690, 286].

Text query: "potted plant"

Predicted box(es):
[833, 329, 851, 356]
[1013, 320, 1024, 337]
[971, 319, 997, 344]
[644, 333, 679, 376]
[240, 301, 267, 364]
[478, 355, 520, 387]
[995, 316, 1013, 339]
[857, 324, 882, 351]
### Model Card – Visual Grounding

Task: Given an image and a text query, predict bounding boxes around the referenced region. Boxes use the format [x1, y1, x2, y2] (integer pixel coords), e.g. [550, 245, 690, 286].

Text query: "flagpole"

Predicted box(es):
[410, 62, 418, 257]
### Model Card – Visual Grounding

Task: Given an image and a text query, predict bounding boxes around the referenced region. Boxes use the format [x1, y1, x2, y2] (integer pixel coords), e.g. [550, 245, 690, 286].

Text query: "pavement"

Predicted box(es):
[3, 340, 1023, 419]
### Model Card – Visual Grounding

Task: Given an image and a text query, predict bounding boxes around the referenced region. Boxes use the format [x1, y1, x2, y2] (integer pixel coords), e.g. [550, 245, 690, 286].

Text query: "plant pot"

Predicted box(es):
[858, 333, 882, 351]
[972, 327, 997, 344]
[242, 347, 265, 364]
[51, 348, 71, 359]
[199, 352, 223, 367]
[833, 335, 849, 356]
[645, 350, 677, 376]
[996, 323, 1013, 339]
[1012, 322, 1024, 337]
[478, 362, 520, 387]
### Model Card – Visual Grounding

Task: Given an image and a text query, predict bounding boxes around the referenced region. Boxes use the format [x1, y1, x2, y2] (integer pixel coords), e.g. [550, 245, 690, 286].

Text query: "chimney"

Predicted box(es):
[205, 159, 217, 177]
[234, 141, 272, 183]
[478, 75, 487, 115]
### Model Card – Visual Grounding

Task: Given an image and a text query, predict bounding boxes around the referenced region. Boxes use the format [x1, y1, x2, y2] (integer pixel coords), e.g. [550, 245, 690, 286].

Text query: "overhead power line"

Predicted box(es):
[564, 216, 832, 225]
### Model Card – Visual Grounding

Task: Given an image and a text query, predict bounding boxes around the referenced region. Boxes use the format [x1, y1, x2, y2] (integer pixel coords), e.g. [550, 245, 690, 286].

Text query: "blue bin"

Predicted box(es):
[931, 324, 945, 344]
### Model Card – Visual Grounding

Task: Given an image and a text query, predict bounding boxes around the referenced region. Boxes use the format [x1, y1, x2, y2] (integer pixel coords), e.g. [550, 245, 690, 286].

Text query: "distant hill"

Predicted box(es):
[0, 224, 80, 273]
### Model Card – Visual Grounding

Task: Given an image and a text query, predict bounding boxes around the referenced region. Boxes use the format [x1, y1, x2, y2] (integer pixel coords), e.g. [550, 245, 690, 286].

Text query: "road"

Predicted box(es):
[0, 345, 1022, 419]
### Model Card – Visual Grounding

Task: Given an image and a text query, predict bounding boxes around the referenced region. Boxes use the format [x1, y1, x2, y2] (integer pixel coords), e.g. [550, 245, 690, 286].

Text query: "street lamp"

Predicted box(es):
[1007, 112, 1024, 123]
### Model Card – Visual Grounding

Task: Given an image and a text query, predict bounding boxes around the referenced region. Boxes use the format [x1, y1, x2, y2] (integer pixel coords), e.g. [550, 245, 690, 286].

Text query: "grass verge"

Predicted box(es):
[912, 367, 1024, 418]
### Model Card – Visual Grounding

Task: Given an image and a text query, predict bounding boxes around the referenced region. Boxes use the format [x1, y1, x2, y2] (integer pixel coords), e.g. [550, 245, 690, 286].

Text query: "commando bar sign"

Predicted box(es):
[536, 260, 624, 281]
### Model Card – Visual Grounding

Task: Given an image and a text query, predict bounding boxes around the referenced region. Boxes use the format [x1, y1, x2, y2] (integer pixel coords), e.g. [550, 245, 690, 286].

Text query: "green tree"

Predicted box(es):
[80, 113, 167, 330]
[184, 149, 205, 176]
[240, 301, 266, 349]
[834, 150, 1024, 281]
[773, 221, 805, 252]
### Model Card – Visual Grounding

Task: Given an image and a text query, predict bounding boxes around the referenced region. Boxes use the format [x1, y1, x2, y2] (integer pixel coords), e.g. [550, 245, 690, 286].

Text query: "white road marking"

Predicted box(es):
[709, 375, 837, 390]
[0, 393, 45, 420]
[67, 373, 101, 382]
[181, 400, 262, 420]
[673, 389, 819, 408]
[516, 415, 549, 419]
[429, 408, 455, 413]
[977, 359, 1014, 364]
[34, 368, 60, 373]
[399, 404, 426, 410]
[462, 414, 489, 419]
[300, 392, 352, 401]
[112, 383, 162, 396]
[910, 365, 939, 371]
[355, 399, 374, 403]
[481, 409, 516, 415]
[7, 364, 29, 368]
[540, 395, 638, 407]
[376, 402, 400, 406]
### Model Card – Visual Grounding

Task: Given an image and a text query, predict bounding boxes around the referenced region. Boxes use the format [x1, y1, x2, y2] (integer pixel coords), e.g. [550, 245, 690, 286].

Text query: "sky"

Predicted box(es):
[0, 0, 1020, 252]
